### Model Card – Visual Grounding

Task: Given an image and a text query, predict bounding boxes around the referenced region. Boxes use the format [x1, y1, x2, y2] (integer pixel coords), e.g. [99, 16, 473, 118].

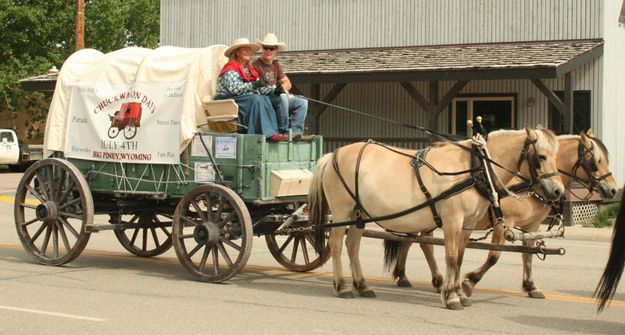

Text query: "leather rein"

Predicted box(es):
[323, 131, 555, 231]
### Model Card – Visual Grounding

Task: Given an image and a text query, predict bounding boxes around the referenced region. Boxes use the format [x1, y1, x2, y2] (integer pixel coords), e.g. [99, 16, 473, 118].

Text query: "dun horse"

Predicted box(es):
[309, 128, 564, 310]
[384, 130, 617, 300]
[595, 184, 625, 311]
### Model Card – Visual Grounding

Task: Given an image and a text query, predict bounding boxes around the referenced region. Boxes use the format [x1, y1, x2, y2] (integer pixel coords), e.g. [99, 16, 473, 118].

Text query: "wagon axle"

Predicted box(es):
[35, 202, 57, 222]
[193, 222, 220, 245]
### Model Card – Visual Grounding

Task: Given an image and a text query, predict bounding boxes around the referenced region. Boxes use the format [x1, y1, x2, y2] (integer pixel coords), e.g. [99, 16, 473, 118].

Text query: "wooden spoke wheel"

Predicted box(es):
[172, 184, 252, 282]
[265, 206, 330, 272]
[14, 158, 93, 266]
[112, 212, 173, 257]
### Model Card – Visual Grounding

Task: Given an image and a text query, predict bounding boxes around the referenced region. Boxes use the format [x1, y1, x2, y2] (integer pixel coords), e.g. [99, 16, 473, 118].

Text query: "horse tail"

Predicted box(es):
[383, 240, 402, 274]
[310, 152, 333, 253]
[594, 189, 625, 312]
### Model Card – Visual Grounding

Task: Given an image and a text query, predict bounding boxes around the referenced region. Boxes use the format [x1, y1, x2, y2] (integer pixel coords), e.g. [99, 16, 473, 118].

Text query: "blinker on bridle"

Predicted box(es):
[516, 129, 560, 185]
[570, 140, 612, 187]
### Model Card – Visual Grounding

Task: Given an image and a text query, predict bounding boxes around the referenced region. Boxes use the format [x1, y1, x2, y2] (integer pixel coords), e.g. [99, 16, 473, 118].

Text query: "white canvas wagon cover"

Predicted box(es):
[44, 45, 228, 159]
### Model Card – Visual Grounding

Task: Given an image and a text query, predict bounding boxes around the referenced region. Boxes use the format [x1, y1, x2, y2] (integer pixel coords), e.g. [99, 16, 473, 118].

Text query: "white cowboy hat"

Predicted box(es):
[224, 38, 261, 58]
[256, 33, 287, 52]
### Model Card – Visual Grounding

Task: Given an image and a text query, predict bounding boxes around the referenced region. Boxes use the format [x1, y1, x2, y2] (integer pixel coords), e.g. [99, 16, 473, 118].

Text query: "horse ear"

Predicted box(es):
[580, 131, 592, 146]
[586, 128, 594, 137]
[526, 127, 538, 142]
[536, 124, 544, 130]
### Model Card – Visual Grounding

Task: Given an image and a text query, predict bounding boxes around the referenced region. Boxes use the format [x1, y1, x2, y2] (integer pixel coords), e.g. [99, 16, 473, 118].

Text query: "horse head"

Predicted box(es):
[520, 127, 564, 201]
[576, 129, 618, 199]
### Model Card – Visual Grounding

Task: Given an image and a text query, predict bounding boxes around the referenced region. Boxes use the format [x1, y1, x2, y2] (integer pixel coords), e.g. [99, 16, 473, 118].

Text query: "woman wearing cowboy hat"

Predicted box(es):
[252, 33, 314, 141]
[215, 37, 287, 142]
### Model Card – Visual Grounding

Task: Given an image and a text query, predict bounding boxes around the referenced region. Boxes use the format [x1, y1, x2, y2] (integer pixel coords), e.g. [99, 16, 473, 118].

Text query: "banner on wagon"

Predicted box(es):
[64, 81, 185, 164]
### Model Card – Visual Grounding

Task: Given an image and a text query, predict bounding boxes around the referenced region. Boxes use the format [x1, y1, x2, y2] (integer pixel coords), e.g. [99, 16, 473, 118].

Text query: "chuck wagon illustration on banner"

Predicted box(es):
[108, 102, 142, 139]
[15, 45, 329, 283]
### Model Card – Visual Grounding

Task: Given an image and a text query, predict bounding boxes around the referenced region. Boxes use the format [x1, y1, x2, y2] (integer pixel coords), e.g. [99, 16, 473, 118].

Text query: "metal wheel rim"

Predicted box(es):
[172, 184, 252, 282]
[14, 158, 93, 265]
[113, 212, 173, 257]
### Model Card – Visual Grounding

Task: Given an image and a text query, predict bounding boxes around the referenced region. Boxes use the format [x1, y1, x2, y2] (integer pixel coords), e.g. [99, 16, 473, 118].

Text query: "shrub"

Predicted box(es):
[594, 202, 620, 228]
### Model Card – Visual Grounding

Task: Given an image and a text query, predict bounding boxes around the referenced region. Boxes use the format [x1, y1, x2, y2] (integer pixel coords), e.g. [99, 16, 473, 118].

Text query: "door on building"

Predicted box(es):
[548, 90, 591, 135]
[449, 96, 516, 137]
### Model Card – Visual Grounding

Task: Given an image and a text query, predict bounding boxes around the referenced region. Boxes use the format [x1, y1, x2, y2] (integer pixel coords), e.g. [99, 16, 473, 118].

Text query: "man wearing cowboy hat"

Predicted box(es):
[252, 33, 314, 141]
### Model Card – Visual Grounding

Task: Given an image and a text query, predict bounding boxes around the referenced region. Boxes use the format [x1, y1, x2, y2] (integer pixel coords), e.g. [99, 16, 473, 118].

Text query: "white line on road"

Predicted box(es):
[0, 305, 106, 322]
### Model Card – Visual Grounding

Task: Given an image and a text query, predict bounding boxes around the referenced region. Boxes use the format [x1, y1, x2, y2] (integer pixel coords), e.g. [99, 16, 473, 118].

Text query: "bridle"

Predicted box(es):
[559, 139, 612, 193]
[514, 129, 560, 188]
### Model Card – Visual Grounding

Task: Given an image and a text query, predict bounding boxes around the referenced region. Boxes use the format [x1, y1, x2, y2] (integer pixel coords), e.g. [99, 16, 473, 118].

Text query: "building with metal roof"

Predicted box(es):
[160, 0, 625, 184]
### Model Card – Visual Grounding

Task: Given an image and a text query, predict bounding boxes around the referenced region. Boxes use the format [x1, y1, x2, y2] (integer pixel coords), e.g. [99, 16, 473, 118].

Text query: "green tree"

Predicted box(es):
[0, 0, 159, 136]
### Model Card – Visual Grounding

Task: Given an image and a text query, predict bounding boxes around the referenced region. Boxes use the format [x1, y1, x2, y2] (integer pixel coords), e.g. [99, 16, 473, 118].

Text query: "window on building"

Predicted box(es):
[548, 90, 591, 135]
[449, 96, 516, 137]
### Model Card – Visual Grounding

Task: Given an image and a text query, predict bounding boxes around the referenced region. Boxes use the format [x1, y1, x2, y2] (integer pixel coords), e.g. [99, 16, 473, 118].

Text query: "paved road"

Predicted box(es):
[0, 168, 624, 335]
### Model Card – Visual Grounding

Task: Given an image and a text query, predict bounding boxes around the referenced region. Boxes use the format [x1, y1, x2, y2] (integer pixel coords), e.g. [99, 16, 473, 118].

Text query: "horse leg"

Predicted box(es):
[329, 227, 353, 298]
[456, 230, 472, 307]
[420, 230, 444, 292]
[392, 241, 413, 288]
[462, 224, 505, 297]
[441, 219, 463, 310]
[346, 228, 375, 297]
[522, 239, 545, 299]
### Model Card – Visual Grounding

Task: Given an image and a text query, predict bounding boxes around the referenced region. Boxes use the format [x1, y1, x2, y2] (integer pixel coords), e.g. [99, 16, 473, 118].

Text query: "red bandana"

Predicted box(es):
[219, 60, 259, 82]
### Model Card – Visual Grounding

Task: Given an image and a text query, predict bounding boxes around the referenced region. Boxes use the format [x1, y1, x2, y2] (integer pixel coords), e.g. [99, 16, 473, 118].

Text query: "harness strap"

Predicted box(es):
[412, 148, 443, 228]
[331, 143, 373, 229]
[320, 177, 476, 229]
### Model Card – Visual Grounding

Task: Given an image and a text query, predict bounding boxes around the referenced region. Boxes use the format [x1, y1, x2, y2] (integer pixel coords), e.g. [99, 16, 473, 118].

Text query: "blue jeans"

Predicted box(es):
[269, 94, 308, 135]
[215, 94, 279, 137]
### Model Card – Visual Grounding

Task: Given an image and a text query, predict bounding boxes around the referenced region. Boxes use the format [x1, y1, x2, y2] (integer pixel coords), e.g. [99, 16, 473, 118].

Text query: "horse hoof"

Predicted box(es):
[446, 301, 464, 310]
[338, 291, 355, 299]
[461, 279, 474, 297]
[397, 279, 413, 288]
[359, 290, 377, 298]
[527, 290, 545, 299]
[459, 296, 472, 307]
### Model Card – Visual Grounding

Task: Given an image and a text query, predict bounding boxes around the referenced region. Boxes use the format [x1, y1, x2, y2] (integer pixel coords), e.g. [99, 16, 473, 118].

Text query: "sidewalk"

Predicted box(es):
[561, 224, 614, 242]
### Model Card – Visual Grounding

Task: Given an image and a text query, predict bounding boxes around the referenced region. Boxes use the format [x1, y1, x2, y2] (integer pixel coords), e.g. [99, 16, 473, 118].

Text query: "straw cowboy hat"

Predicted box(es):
[224, 38, 261, 58]
[256, 33, 287, 51]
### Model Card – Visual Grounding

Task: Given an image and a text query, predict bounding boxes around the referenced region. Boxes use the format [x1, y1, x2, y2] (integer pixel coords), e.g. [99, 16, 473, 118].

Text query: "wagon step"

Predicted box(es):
[360, 229, 565, 255]
[86, 221, 172, 233]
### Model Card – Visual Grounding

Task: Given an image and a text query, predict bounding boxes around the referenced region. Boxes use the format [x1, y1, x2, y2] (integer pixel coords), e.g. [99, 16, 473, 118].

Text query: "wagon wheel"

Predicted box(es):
[124, 125, 137, 139]
[112, 212, 173, 257]
[14, 158, 93, 265]
[108, 126, 119, 138]
[265, 204, 330, 272]
[172, 184, 252, 282]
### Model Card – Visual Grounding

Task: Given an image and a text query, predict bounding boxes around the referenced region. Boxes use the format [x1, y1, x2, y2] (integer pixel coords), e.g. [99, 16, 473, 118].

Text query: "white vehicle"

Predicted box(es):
[0, 129, 20, 165]
[0, 129, 42, 171]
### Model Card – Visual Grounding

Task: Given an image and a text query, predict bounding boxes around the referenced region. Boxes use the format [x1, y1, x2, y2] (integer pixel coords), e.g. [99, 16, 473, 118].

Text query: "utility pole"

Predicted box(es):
[76, 0, 84, 50]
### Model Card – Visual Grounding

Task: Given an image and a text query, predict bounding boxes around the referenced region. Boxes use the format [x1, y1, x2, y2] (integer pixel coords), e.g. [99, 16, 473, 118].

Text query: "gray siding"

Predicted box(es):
[300, 60, 599, 150]
[161, 0, 603, 50]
